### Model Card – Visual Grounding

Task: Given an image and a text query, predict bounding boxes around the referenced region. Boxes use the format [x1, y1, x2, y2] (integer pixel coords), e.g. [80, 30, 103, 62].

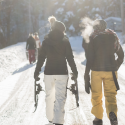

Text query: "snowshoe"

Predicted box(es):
[67, 77, 79, 108]
[109, 112, 118, 125]
[33, 80, 44, 113]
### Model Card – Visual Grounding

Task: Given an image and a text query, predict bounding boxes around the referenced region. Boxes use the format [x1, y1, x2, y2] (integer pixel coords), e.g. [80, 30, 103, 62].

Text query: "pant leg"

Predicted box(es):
[91, 71, 103, 119]
[31, 49, 35, 62]
[103, 71, 117, 118]
[28, 50, 31, 64]
[53, 75, 68, 124]
[44, 75, 55, 121]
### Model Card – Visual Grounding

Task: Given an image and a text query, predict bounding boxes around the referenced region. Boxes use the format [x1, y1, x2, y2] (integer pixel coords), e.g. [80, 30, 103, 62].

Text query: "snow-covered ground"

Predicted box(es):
[0, 42, 27, 82]
[0, 32, 125, 125]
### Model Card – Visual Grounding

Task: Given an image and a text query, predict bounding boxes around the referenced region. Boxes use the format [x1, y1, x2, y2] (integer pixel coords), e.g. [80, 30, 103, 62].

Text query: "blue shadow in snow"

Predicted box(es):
[12, 63, 36, 75]
[12, 63, 45, 75]
[81, 59, 87, 66]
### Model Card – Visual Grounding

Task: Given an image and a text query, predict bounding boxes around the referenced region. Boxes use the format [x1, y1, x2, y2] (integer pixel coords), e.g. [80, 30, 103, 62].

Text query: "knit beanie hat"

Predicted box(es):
[93, 19, 107, 31]
[52, 21, 66, 32]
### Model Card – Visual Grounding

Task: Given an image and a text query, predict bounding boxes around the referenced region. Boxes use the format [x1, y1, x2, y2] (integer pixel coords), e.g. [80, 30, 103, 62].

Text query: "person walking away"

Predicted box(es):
[26, 34, 36, 64]
[34, 16, 78, 125]
[34, 32, 41, 59]
[84, 19, 124, 125]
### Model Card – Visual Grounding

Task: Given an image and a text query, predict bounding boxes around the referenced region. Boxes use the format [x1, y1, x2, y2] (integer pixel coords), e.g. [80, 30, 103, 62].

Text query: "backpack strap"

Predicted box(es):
[112, 71, 120, 91]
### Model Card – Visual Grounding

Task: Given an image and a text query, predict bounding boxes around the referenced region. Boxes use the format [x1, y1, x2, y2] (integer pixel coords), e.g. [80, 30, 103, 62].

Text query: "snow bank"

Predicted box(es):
[0, 42, 27, 82]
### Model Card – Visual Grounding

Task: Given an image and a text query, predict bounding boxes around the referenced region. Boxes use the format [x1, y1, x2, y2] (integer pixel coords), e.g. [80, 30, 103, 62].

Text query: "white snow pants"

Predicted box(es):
[44, 75, 68, 124]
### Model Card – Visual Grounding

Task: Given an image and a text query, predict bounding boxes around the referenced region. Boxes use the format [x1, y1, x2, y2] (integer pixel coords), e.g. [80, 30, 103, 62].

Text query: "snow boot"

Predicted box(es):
[109, 112, 118, 125]
[93, 117, 103, 125]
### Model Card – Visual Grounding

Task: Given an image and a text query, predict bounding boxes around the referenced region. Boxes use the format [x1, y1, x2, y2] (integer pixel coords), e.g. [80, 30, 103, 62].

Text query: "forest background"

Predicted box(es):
[0, 0, 125, 47]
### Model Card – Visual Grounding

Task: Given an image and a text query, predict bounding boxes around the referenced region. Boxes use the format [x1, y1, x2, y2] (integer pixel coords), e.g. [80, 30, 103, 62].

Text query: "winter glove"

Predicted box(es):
[84, 74, 91, 94]
[71, 73, 78, 81]
[34, 71, 40, 81]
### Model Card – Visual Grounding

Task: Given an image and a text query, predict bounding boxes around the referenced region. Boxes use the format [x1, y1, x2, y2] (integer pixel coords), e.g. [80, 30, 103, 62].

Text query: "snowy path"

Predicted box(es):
[0, 52, 125, 125]
[0, 38, 125, 125]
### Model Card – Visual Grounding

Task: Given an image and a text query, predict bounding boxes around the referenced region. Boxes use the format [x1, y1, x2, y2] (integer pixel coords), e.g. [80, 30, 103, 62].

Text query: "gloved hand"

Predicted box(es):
[34, 71, 40, 81]
[84, 74, 91, 94]
[71, 73, 78, 81]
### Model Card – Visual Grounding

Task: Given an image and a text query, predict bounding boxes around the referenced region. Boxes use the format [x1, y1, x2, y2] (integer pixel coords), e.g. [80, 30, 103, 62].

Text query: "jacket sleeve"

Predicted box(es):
[65, 40, 78, 77]
[35, 40, 47, 74]
[116, 45, 124, 70]
[85, 37, 94, 75]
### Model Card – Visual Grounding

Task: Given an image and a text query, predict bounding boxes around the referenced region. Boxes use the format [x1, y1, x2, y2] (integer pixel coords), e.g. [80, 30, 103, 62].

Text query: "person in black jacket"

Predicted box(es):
[34, 16, 78, 125]
[26, 34, 36, 64]
[84, 19, 124, 125]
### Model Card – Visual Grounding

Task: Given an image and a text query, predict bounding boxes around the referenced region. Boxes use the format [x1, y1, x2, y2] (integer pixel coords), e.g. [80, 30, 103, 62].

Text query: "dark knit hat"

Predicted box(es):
[52, 21, 66, 32]
[93, 19, 107, 31]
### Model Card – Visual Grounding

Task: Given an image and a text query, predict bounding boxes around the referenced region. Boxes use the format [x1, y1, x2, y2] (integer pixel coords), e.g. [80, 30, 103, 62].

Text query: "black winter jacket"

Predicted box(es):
[35, 30, 78, 76]
[26, 36, 36, 50]
[85, 33, 124, 74]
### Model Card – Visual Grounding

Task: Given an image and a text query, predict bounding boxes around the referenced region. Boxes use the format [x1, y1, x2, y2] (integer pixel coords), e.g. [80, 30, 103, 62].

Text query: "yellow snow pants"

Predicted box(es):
[91, 71, 118, 119]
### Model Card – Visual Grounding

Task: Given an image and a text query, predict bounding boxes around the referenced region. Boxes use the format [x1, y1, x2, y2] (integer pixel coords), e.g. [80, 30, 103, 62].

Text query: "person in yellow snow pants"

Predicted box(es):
[91, 71, 117, 120]
[84, 20, 124, 125]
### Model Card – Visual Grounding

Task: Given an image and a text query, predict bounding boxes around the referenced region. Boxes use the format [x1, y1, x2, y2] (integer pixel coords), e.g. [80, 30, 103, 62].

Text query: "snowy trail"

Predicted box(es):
[0, 59, 89, 125]
[0, 38, 125, 125]
[0, 52, 125, 125]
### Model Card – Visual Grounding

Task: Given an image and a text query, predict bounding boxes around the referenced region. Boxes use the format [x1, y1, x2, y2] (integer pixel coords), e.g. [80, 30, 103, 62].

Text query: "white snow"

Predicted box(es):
[56, 8, 64, 14]
[66, 11, 75, 17]
[62, 0, 67, 6]
[63, 11, 75, 22]
[77, 9, 81, 12]
[0, 33, 125, 83]
[69, 25, 75, 32]
[0, 42, 27, 82]
[0, 27, 3, 33]
[96, 8, 100, 12]
[95, 14, 102, 19]
[92, 8, 96, 12]
[105, 17, 121, 22]
[85, 6, 89, 9]
[63, 18, 69, 22]
[0, 33, 125, 124]
[75, 0, 79, 2]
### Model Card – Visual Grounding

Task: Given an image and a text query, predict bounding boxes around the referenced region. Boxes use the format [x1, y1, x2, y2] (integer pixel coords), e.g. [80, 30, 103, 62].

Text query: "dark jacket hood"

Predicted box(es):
[48, 30, 64, 41]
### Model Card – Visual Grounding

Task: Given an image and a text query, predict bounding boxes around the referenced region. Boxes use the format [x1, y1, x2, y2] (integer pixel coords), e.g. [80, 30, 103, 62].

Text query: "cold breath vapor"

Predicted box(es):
[80, 17, 94, 43]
